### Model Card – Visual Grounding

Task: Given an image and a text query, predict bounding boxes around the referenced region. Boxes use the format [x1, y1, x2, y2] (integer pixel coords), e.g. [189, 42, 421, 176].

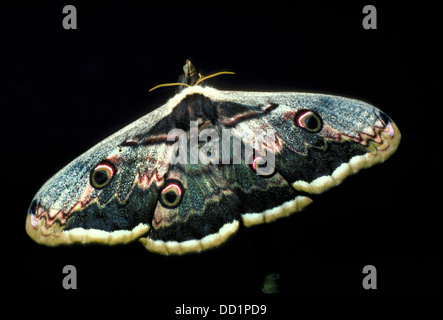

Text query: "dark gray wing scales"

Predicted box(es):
[232, 160, 311, 227]
[214, 133, 300, 215]
[273, 137, 367, 184]
[232, 164, 298, 214]
[64, 183, 158, 233]
[140, 163, 242, 255]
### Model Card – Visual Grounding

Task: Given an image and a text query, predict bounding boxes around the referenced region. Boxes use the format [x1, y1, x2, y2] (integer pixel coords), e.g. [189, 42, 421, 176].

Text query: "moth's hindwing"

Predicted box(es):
[26, 86, 400, 255]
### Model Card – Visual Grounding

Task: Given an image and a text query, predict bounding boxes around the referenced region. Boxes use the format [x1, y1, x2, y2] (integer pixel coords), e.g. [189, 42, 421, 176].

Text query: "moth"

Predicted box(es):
[26, 61, 401, 255]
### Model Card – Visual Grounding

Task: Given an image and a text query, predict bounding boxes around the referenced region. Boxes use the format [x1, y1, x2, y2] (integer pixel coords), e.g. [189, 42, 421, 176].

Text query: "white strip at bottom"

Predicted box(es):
[139, 220, 240, 255]
[241, 195, 313, 227]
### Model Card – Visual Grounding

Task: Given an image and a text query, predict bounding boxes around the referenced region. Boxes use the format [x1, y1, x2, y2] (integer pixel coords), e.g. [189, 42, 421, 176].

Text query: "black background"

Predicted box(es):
[4, 0, 441, 300]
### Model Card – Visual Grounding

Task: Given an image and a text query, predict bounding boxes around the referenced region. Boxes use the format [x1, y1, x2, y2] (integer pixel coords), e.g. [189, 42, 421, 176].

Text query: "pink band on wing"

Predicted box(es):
[162, 183, 182, 196]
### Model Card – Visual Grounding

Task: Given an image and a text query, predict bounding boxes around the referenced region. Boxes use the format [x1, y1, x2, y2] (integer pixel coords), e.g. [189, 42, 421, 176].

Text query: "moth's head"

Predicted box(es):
[25, 145, 155, 246]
